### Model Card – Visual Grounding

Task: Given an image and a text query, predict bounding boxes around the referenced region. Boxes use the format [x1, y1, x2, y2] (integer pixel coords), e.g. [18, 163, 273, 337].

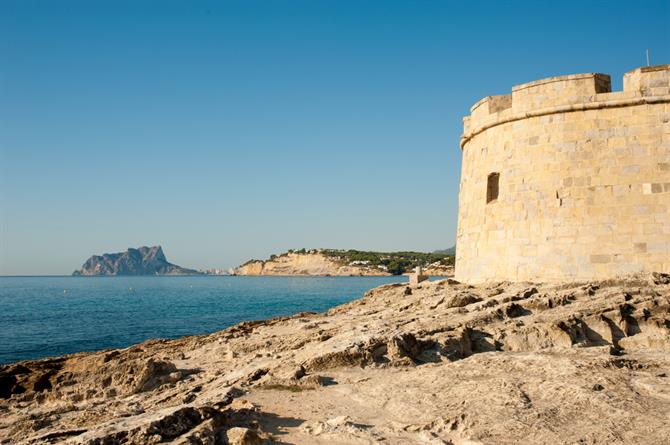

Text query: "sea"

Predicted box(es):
[0, 275, 414, 365]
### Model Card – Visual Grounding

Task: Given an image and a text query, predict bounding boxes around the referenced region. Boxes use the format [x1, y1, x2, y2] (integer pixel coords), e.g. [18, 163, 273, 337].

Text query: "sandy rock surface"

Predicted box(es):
[1, 274, 669, 444]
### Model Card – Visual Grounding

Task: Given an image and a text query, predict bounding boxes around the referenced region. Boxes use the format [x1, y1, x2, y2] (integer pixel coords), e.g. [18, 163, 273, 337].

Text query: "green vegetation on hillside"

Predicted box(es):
[320, 249, 454, 275]
[239, 248, 455, 275]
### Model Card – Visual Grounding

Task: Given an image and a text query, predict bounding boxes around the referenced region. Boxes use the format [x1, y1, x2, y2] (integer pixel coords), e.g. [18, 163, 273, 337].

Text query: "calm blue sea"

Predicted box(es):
[0, 275, 410, 364]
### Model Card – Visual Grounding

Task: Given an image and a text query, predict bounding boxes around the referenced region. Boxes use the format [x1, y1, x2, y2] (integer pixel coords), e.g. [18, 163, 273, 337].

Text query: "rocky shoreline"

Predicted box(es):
[1, 275, 669, 444]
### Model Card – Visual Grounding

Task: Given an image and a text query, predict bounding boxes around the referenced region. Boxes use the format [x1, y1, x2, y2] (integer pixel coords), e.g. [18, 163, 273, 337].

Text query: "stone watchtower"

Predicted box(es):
[456, 65, 670, 283]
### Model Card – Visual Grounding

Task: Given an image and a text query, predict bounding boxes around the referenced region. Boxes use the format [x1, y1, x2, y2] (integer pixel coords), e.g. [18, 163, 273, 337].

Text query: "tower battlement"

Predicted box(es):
[462, 65, 670, 148]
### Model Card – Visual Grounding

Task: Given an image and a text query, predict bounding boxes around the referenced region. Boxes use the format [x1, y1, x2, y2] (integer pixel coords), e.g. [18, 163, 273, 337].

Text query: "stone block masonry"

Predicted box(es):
[456, 65, 670, 283]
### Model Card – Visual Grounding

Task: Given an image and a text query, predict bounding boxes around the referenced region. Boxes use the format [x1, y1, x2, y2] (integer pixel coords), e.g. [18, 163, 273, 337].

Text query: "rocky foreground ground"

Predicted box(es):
[1, 275, 670, 444]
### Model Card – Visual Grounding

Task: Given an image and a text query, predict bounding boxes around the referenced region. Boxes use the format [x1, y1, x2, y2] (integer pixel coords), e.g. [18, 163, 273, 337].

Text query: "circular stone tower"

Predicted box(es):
[456, 65, 670, 283]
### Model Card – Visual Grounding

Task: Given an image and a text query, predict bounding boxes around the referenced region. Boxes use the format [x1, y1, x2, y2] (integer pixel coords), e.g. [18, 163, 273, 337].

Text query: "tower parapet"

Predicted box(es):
[462, 65, 670, 149]
[456, 65, 670, 283]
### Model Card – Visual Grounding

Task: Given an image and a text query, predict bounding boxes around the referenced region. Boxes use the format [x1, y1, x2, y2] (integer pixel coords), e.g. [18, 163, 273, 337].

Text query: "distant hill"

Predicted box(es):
[433, 246, 456, 256]
[73, 246, 201, 276]
[235, 248, 454, 276]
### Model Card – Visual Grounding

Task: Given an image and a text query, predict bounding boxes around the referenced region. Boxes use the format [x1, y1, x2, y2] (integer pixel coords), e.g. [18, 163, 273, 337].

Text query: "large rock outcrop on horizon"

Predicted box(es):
[3, 274, 668, 444]
[72, 246, 201, 276]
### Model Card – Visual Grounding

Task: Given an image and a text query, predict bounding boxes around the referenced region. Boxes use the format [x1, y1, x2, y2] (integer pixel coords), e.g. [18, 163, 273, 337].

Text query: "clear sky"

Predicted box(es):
[1, 0, 668, 275]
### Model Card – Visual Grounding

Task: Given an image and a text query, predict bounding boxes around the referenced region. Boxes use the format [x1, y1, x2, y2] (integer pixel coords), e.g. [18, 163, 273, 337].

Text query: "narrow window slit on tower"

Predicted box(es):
[486, 173, 499, 203]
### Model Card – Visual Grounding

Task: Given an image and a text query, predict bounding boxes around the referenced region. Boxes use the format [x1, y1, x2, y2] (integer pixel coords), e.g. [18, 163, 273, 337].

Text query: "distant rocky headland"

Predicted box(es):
[233, 249, 454, 276]
[72, 246, 202, 276]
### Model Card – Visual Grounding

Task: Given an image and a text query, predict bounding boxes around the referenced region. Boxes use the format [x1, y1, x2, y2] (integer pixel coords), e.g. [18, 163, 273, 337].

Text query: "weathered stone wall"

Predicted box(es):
[456, 65, 670, 283]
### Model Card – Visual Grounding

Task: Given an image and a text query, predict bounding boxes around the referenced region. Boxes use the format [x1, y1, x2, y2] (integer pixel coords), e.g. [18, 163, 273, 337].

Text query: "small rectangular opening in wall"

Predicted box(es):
[487, 173, 500, 203]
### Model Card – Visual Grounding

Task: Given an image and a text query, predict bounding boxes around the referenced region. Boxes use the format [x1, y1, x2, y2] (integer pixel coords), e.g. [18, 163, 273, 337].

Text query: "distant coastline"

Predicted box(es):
[233, 248, 455, 276]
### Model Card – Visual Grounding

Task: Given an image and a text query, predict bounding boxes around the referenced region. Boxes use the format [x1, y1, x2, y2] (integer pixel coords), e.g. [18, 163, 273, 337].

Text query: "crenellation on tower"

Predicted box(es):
[461, 65, 670, 150]
[511, 72, 611, 114]
[623, 64, 670, 96]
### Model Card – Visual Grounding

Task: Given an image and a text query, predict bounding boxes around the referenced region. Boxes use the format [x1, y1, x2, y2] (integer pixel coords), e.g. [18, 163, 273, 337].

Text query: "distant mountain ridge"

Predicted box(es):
[73, 246, 201, 276]
[433, 246, 456, 256]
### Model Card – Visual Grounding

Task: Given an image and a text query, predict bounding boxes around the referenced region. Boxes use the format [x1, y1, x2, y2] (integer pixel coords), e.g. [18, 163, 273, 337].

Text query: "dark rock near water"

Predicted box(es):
[73, 246, 201, 276]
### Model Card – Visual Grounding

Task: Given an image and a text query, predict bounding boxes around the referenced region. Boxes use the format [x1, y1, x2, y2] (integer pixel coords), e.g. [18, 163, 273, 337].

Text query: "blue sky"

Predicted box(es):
[1, 0, 668, 275]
